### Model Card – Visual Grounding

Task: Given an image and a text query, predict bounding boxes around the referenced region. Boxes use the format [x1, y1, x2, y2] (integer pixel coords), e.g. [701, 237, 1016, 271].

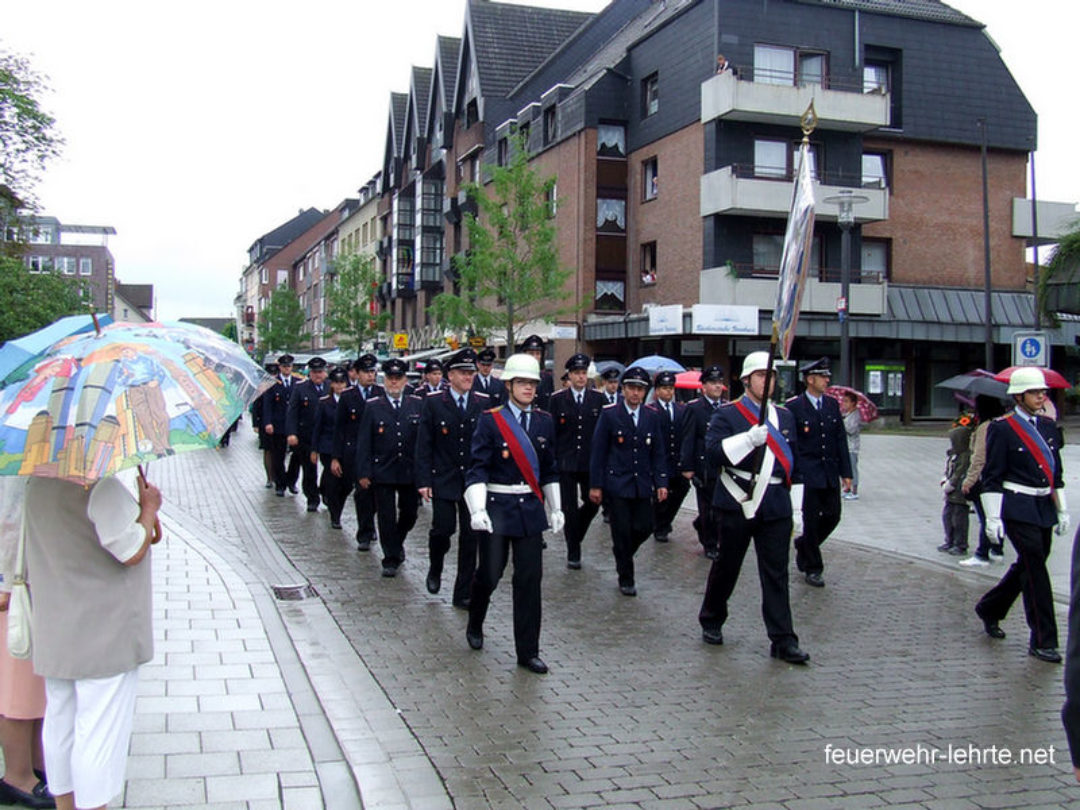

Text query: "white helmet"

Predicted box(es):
[501, 353, 541, 383]
[1006, 366, 1048, 395]
[739, 351, 772, 380]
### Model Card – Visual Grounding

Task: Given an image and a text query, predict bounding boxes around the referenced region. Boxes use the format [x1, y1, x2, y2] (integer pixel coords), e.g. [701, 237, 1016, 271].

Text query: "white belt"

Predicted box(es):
[727, 468, 784, 486]
[487, 483, 534, 495]
[1003, 481, 1052, 497]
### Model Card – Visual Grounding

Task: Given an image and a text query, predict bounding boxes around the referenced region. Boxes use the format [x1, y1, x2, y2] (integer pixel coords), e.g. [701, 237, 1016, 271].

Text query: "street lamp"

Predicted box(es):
[824, 189, 868, 388]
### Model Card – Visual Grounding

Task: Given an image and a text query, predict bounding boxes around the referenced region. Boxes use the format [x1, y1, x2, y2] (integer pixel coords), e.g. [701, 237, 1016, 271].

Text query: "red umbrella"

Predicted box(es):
[825, 385, 878, 423]
[993, 366, 1070, 389]
[674, 370, 702, 390]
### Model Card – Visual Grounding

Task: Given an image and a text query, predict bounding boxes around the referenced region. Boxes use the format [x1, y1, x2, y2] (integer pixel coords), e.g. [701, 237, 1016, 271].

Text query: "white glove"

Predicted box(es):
[543, 482, 565, 534]
[790, 483, 804, 536]
[721, 431, 756, 464]
[981, 491, 1006, 543]
[464, 483, 493, 533]
[747, 423, 768, 447]
[1056, 489, 1071, 537]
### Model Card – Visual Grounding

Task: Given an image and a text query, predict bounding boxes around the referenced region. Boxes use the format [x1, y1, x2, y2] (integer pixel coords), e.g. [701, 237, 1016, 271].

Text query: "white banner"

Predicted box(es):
[648, 304, 684, 335]
[692, 304, 759, 335]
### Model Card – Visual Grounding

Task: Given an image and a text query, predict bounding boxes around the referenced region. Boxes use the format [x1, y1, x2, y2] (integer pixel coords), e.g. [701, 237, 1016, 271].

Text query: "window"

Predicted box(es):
[754, 139, 788, 179]
[754, 45, 794, 85]
[545, 183, 557, 218]
[362, 222, 369, 245]
[861, 238, 890, 280]
[798, 53, 826, 87]
[79, 257, 92, 276]
[641, 242, 657, 285]
[519, 122, 530, 150]
[543, 107, 557, 144]
[597, 123, 626, 158]
[642, 73, 659, 117]
[497, 137, 508, 167]
[643, 157, 658, 201]
[753, 233, 821, 275]
[596, 199, 626, 233]
[29, 225, 53, 244]
[862, 152, 889, 189]
[595, 279, 625, 312]
[863, 63, 888, 94]
[260, 267, 269, 284]
[56, 256, 76, 275]
[27, 256, 50, 273]
[864, 47, 901, 127]
[465, 99, 479, 128]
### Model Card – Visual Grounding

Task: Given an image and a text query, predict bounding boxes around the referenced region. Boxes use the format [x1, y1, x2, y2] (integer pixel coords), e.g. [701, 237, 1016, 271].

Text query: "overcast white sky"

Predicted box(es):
[3, 0, 1076, 321]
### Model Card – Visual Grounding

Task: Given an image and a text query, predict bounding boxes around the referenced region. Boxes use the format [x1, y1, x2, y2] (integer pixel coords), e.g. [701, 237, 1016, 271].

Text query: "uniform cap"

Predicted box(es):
[655, 370, 677, 387]
[423, 359, 443, 374]
[382, 358, 408, 376]
[502, 353, 541, 382]
[328, 367, 348, 384]
[307, 356, 327, 371]
[477, 348, 496, 363]
[353, 353, 378, 372]
[565, 353, 591, 371]
[264, 362, 279, 375]
[446, 348, 478, 371]
[800, 356, 831, 377]
[519, 334, 545, 352]
[277, 353, 295, 365]
[621, 367, 652, 388]
[600, 367, 621, 381]
[701, 364, 725, 383]
[739, 352, 772, 380]
[1006, 366, 1048, 395]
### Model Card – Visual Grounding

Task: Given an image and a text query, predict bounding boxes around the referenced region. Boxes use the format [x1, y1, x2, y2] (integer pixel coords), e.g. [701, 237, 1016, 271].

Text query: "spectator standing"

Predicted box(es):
[959, 395, 1007, 567]
[938, 412, 975, 556]
[840, 392, 861, 500]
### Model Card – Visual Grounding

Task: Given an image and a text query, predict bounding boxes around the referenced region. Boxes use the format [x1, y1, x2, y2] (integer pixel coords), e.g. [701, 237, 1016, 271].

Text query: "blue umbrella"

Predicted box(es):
[628, 354, 685, 374]
[0, 314, 114, 386]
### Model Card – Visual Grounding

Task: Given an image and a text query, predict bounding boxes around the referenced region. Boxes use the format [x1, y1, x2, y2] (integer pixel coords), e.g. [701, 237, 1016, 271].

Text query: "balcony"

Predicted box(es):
[701, 70, 889, 131]
[700, 165, 888, 222]
[700, 263, 887, 316]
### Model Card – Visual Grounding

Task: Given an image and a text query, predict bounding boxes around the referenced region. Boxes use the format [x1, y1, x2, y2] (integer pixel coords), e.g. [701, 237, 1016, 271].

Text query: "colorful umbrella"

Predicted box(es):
[0, 313, 113, 384]
[0, 321, 272, 484]
[825, 385, 878, 423]
[629, 354, 686, 374]
[993, 366, 1070, 389]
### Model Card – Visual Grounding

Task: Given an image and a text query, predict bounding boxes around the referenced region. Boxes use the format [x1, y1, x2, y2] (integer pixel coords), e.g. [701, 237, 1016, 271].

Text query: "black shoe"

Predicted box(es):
[702, 628, 724, 645]
[947, 546, 967, 556]
[452, 598, 471, 610]
[275, 488, 285, 497]
[0, 779, 56, 809]
[804, 572, 825, 588]
[264, 481, 273, 489]
[704, 548, 719, 561]
[619, 584, 637, 597]
[306, 503, 319, 513]
[1029, 647, 1062, 663]
[937, 542, 954, 553]
[770, 643, 810, 664]
[381, 563, 398, 578]
[330, 520, 342, 530]
[466, 628, 483, 650]
[567, 559, 582, 570]
[975, 607, 1006, 639]
[357, 539, 372, 552]
[654, 533, 670, 543]
[426, 570, 441, 595]
[518, 656, 549, 674]
[288, 485, 299, 494]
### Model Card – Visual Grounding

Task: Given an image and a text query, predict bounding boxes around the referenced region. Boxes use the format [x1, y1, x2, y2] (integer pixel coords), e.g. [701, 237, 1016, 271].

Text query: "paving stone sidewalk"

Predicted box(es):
[138, 427, 1080, 809]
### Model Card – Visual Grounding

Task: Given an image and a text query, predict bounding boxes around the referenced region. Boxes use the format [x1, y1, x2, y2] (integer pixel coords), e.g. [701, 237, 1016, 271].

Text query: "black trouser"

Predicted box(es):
[318, 453, 348, 523]
[655, 473, 690, 538]
[297, 441, 319, 506]
[692, 477, 720, 553]
[608, 495, 654, 587]
[794, 485, 841, 575]
[699, 509, 798, 645]
[430, 497, 478, 605]
[269, 434, 301, 492]
[560, 470, 599, 563]
[976, 520, 1057, 649]
[373, 483, 419, 566]
[468, 532, 543, 662]
[342, 462, 376, 542]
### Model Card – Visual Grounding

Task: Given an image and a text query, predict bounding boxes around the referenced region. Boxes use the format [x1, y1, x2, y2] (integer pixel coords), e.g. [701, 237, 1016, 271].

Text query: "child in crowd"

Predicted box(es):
[939, 411, 976, 556]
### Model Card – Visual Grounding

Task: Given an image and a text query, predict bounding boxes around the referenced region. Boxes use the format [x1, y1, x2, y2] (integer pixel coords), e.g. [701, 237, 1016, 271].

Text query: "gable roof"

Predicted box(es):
[248, 208, 325, 261]
[410, 66, 434, 141]
[467, 0, 594, 100]
[390, 92, 409, 158]
[437, 35, 461, 106]
[793, 0, 978, 26]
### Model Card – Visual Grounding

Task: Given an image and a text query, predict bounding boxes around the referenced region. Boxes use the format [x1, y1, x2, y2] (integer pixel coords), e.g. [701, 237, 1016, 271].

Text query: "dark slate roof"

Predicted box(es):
[887, 285, 1033, 326]
[115, 283, 154, 310]
[469, 0, 594, 99]
[437, 36, 461, 105]
[794, 0, 978, 26]
[390, 92, 409, 157]
[179, 317, 232, 333]
[248, 208, 324, 257]
[411, 66, 433, 136]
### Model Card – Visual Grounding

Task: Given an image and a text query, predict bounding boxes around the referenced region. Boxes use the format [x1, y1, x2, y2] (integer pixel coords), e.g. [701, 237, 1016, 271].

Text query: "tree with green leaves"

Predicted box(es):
[0, 255, 85, 343]
[257, 284, 309, 356]
[1038, 221, 1080, 326]
[1, 46, 63, 234]
[324, 252, 390, 355]
[221, 320, 239, 342]
[429, 134, 571, 350]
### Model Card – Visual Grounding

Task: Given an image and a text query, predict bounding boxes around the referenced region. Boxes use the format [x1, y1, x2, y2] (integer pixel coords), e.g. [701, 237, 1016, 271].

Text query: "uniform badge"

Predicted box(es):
[442, 427, 449, 435]
[646, 436, 652, 445]
[560, 417, 566, 424]
[502, 449, 510, 459]
[378, 425, 385, 434]
[617, 433, 624, 444]
[803, 425, 810, 433]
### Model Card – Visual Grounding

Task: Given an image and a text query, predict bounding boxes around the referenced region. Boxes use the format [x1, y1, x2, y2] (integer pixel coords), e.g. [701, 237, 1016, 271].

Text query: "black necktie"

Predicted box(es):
[363, 387, 370, 400]
[458, 396, 466, 413]
[519, 410, 529, 432]
[392, 398, 400, 412]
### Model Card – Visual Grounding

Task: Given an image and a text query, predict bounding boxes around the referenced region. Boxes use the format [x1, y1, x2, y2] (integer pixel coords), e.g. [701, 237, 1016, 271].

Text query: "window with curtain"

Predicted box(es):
[754, 44, 794, 85]
[596, 199, 626, 232]
[597, 124, 626, 157]
[595, 279, 625, 311]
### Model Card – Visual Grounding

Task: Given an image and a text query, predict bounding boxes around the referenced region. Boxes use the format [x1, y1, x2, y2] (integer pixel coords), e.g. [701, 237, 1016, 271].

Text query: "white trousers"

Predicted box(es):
[43, 669, 140, 808]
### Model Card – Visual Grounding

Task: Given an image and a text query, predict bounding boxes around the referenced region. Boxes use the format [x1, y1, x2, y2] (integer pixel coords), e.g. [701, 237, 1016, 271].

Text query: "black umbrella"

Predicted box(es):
[936, 373, 1008, 399]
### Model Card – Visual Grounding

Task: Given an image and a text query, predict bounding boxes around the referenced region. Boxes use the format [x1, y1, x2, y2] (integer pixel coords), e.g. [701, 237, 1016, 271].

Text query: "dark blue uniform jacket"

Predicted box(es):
[785, 392, 852, 488]
[983, 412, 1064, 528]
[589, 403, 668, 499]
[415, 389, 489, 500]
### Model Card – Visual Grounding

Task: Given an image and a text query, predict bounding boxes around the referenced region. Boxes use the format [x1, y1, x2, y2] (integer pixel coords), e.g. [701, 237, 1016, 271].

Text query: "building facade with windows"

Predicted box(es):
[19, 216, 117, 313]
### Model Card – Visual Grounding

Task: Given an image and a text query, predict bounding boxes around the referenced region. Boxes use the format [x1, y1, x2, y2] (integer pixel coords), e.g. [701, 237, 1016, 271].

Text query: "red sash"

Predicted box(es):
[732, 398, 794, 485]
[491, 409, 544, 503]
[1003, 413, 1055, 488]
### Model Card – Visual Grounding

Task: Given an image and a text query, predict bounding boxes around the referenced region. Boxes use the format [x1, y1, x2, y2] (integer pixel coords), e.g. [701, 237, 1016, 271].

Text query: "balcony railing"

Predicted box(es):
[730, 163, 885, 190]
[731, 263, 886, 284]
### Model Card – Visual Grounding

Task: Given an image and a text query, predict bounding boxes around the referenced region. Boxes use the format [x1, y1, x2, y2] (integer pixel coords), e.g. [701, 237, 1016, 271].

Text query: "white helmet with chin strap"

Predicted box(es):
[1006, 366, 1048, 396]
[501, 353, 541, 383]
